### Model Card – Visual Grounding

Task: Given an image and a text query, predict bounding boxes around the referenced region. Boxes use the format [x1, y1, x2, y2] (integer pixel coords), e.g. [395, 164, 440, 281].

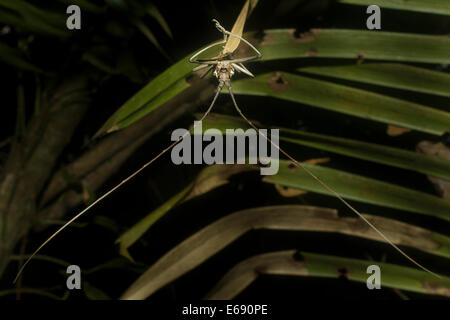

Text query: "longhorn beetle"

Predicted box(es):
[15, 19, 439, 283]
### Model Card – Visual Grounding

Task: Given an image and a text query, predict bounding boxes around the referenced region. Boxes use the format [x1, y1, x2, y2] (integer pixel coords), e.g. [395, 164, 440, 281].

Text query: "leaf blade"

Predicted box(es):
[206, 250, 450, 299]
[257, 29, 450, 64]
[97, 29, 450, 134]
[299, 63, 450, 99]
[121, 205, 450, 300]
[199, 114, 450, 181]
[231, 72, 450, 135]
[264, 160, 450, 221]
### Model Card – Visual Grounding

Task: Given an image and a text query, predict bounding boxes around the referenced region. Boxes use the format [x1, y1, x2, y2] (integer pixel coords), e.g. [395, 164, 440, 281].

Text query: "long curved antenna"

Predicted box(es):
[189, 39, 227, 65]
[14, 82, 225, 283]
[225, 82, 441, 279]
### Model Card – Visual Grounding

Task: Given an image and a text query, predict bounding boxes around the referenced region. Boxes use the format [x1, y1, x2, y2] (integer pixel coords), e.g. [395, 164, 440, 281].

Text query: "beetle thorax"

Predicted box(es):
[214, 61, 234, 82]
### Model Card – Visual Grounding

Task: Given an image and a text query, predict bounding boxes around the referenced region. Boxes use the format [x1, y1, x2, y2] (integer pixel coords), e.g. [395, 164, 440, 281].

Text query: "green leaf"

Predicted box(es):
[257, 29, 450, 64]
[97, 29, 450, 134]
[94, 58, 193, 136]
[206, 250, 450, 299]
[338, 0, 450, 16]
[93, 215, 122, 234]
[264, 160, 450, 221]
[198, 114, 450, 181]
[280, 129, 450, 181]
[299, 63, 450, 99]
[300, 251, 450, 296]
[231, 72, 450, 135]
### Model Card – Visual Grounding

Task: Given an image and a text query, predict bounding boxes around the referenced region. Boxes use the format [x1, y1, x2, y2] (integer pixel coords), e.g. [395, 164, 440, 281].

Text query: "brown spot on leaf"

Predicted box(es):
[305, 47, 318, 57]
[337, 267, 349, 279]
[275, 184, 307, 197]
[291, 29, 320, 43]
[287, 161, 298, 172]
[356, 51, 367, 60]
[387, 125, 412, 136]
[304, 158, 329, 166]
[268, 72, 289, 93]
[293, 251, 305, 262]
[422, 281, 450, 297]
